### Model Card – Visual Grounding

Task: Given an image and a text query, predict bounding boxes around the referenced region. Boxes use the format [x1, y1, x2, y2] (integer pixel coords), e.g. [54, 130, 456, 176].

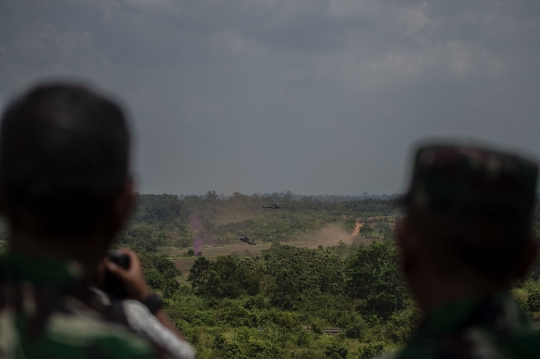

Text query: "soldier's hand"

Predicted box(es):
[105, 248, 151, 301]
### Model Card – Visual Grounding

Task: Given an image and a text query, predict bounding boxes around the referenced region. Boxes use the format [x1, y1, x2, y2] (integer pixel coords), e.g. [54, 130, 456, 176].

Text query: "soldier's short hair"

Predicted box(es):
[0, 83, 131, 237]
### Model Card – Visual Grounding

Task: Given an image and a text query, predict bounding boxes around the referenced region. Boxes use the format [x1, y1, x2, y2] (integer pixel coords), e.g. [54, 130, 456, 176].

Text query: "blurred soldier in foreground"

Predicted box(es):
[393, 143, 540, 358]
[0, 83, 194, 358]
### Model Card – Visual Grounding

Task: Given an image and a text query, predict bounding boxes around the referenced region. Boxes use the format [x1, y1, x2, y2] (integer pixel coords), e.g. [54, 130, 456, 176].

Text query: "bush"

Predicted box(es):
[345, 320, 368, 339]
[174, 319, 190, 334]
[219, 305, 254, 327]
[291, 351, 316, 359]
[248, 340, 282, 359]
[214, 334, 226, 350]
[244, 296, 268, 310]
[310, 318, 324, 334]
[296, 330, 310, 347]
[235, 327, 251, 343]
[357, 342, 385, 359]
[385, 308, 421, 343]
[271, 309, 300, 330]
[528, 285, 540, 312]
[188, 310, 214, 326]
[325, 343, 348, 359]
[222, 342, 244, 359]
[139, 252, 181, 297]
[188, 255, 260, 298]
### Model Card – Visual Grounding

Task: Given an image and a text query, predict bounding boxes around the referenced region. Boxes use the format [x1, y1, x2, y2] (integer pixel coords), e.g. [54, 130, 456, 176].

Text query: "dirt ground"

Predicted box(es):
[171, 242, 273, 277]
[170, 222, 386, 284]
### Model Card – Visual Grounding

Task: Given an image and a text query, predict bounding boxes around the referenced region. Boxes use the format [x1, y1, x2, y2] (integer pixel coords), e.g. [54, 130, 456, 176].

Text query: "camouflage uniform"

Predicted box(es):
[0, 251, 159, 358]
[389, 293, 540, 359]
[392, 143, 539, 359]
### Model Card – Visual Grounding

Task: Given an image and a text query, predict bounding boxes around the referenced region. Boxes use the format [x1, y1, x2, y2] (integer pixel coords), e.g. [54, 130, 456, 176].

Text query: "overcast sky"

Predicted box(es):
[1, 0, 540, 196]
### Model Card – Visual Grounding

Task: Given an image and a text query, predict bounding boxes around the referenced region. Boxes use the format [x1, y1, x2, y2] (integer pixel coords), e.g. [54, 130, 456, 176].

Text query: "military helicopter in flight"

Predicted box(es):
[262, 203, 282, 209]
[239, 235, 256, 245]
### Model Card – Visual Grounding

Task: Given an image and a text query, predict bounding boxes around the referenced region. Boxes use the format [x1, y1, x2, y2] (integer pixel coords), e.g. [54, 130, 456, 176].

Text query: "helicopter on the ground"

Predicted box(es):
[239, 235, 256, 245]
[262, 203, 282, 209]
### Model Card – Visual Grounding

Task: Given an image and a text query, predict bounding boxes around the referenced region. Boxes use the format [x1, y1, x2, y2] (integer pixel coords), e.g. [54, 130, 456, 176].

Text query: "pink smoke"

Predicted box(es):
[189, 213, 212, 255]
[194, 238, 203, 255]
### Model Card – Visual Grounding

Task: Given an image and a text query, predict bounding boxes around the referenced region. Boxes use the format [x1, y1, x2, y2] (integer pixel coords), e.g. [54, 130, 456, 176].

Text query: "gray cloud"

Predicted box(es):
[1, 0, 540, 195]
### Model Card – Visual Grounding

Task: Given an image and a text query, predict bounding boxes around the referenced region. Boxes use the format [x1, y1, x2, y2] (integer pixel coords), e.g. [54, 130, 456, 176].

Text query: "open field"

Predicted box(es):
[168, 222, 386, 285]
[170, 242, 273, 280]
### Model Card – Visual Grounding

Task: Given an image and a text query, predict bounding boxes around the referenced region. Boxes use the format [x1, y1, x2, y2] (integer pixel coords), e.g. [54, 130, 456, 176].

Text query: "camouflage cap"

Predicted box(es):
[400, 143, 538, 227]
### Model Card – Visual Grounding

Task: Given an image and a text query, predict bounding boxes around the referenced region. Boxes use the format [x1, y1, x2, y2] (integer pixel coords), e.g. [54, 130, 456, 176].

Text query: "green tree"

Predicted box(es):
[236, 258, 260, 296]
[325, 343, 347, 359]
[357, 342, 384, 359]
[205, 255, 242, 298]
[359, 223, 374, 237]
[528, 284, 540, 312]
[270, 269, 300, 309]
[375, 222, 393, 240]
[188, 255, 261, 298]
[139, 252, 181, 297]
[206, 190, 218, 202]
[187, 256, 213, 295]
[346, 241, 406, 316]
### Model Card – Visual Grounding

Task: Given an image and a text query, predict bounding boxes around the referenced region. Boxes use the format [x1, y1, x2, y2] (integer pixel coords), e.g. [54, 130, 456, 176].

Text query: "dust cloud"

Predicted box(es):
[298, 223, 357, 249]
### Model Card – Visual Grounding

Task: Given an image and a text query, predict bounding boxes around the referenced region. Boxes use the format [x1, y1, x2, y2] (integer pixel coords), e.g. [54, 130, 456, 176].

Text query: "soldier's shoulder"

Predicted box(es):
[47, 308, 157, 357]
[0, 252, 159, 357]
[2, 296, 156, 358]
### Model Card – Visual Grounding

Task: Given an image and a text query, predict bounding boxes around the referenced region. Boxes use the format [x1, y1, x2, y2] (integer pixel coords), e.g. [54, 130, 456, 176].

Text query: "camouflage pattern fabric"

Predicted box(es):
[400, 144, 538, 226]
[0, 251, 158, 358]
[387, 293, 540, 359]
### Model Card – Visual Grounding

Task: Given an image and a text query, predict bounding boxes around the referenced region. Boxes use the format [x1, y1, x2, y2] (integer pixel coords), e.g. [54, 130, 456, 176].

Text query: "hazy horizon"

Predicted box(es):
[143, 191, 397, 198]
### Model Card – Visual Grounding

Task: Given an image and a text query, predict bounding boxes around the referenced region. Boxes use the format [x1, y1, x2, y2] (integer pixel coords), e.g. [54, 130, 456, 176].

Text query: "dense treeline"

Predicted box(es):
[171, 241, 418, 359]
[187, 241, 405, 316]
[117, 191, 400, 251]
[180, 191, 398, 203]
[159, 241, 540, 359]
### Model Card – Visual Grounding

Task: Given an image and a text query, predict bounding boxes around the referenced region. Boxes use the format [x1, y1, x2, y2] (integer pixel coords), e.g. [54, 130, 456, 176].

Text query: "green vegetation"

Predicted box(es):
[117, 192, 414, 358]
[117, 192, 398, 251]
[139, 251, 182, 298]
[114, 193, 540, 358]
[168, 241, 421, 359]
[2, 192, 540, 358]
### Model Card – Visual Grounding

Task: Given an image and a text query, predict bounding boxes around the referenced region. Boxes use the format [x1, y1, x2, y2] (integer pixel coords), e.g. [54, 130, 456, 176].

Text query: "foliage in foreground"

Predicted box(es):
[174, 241, 417, 358]
[169, 237, 540, 359]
